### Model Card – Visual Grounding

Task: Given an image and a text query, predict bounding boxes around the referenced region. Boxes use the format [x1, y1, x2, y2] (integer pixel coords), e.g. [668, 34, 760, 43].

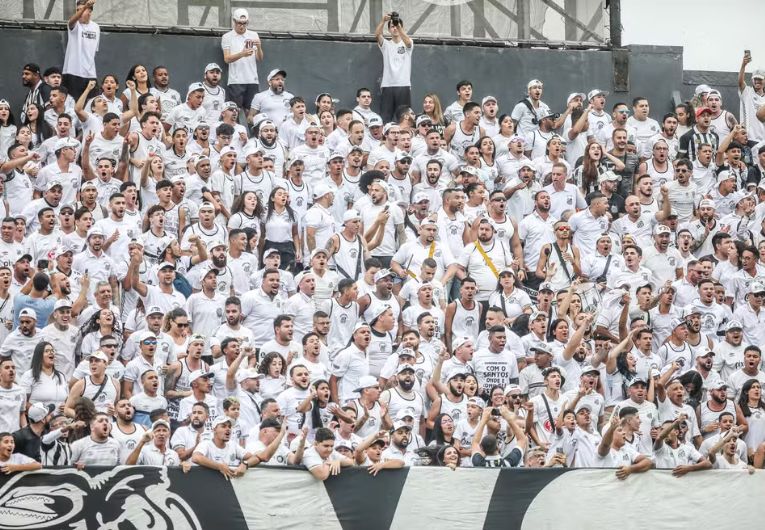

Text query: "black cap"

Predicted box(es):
[23, 63, 41, 74]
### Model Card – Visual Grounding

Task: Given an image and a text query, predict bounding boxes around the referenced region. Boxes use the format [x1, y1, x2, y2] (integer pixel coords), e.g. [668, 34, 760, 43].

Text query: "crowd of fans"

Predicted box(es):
[3, 1, 765, 481]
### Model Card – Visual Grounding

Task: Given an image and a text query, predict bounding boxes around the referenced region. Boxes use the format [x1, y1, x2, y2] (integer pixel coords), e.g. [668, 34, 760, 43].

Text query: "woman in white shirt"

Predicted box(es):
[262, 186, 301, 271]
[488, 270, 532, 325]
[120, 64, 152, 108]
[20, 341, 68, 410]
[162, 308, 190, 360]
[258, 352, 287, 400]
[228, 190, 264, 234]
[736, 379, 765, 456]
[140, 152, 167, 209]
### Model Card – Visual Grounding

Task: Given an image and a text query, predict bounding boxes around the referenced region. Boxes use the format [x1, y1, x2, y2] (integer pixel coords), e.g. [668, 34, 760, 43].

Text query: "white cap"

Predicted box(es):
[481, 95, 497, 105]
[598, 170, 620, 183]
[54, 298, 72, 311]
[368, 303, 391, 323]
[353, 375, 379, 393]
[27, 403, 54, 423]
[342, 209, 361, 224]
[396, 363, 416, 375]
[219, 145, 237, 157]
[87, 225, 105, 239]
[587, 89, 609, 100]
[310, 248, 328, 260]
[204, 63, 222, 73]
[212, 416, 233, 428]
[373, 269, 394, 282]
[452, 336, 473, 351]
[262, 248, 280, 259]
[391, 420, 412, 432]
[653, 224, 671, 235]
[18, 308, 37, 321]
[527, 79, 544, 89]
[312, 182, 334, 199]
[46, 179, 63, 191]
[695, 84, 712, 96]
[367, 115, 383, 128]
[232, 8, 249, 21]
[151, 419, 171, 431]
[187, 82, 205, 97]
[206, 240, 227, 252]
[566, 92, 585, 104]
[90, 350, 109, 362]
[190, 370, 214, 384]
[237, 368, 264, 383]
[412, 192, 430, 204]
[753, 69, 765, 80]
[267, 68, 287, 82]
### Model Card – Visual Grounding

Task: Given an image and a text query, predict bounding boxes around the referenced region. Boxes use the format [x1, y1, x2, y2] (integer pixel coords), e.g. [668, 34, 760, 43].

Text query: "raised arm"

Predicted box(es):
[68, 0, 93, 29]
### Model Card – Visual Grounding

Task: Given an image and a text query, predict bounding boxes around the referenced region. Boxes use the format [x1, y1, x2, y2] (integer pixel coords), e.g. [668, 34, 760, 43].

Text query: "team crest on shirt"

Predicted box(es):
[465, 317, 475, 328]
[449, 225, 459, 235]
[641, 273, 649, 281]
[218, 281, 228, 292]
[349, 248, 358, 259]
[216, 308, 223, 318]
[295, 197, 304, 207]
[340, 314, 348, 324]
[452, 409, 461, 422]
[567, 196, 573, 204]
[668, 257, 675, 266]
[243, 263, 251, 273]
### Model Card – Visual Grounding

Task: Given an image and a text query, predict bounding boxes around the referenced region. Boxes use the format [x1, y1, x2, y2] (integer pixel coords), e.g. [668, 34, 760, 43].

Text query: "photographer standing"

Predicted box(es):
[375, 12, 413, 123]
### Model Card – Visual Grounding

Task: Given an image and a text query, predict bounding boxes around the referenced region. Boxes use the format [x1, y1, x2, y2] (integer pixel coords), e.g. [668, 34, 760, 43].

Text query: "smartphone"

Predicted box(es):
[745, 50, 752, 59]
[556, 447, 564, 454]
[38, 260, 49, 269]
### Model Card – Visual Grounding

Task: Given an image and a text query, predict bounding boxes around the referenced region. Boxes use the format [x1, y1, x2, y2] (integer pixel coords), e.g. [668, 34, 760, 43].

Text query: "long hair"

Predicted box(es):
[0, 105, 16, 128]
[676, 102, 695, 127]
[310, 379, 330, 429]
[423, 93, 445, 125]
[258, 352, 287, 376]
[738, 379, 765, 417]
[232, 190, 264, 219]
[30, 341, 64, 385]
[23, 102, 53, 142]
[476, 135, 496, 165]
[579, 139, 603, 192]
[75, 309, 122, 363]
[125, 64, 152, 89]
[430, 413, 455, 445]
[162, 307, 188, 333]
[547, 318, 568, 342]
[265, 186, 296, 222]
[678, 370, 703, 408]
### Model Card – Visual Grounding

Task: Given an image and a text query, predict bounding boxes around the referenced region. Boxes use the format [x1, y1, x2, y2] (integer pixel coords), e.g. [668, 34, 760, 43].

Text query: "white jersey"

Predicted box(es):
[449, 121, 481, 160]
[450, 300, 481, 343]
[332, 233, 365, 281]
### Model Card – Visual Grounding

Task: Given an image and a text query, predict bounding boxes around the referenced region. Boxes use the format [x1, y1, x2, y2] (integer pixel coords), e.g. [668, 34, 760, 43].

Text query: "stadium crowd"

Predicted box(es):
[3, 0, 765, 480]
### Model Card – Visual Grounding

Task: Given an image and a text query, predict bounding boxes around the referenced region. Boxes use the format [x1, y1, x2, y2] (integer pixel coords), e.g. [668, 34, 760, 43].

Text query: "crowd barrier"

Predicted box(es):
[0, 465, 761, 529]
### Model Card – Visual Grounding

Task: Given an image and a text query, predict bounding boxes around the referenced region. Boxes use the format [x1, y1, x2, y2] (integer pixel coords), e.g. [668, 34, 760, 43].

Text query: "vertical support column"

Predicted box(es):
[369, 0, 383, 32]
[564, 0, 577, 40]
[327, 0, 339, 32]
[450, 3, 461, 37]
[472, 0, 485, 38]
[609, 0, 621, 47]
[517, 0, 531, 40]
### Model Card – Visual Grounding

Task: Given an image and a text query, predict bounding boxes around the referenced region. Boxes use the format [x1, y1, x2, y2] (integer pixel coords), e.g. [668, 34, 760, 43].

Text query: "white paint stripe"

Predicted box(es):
[389, 467, 499, 528]
[521, 469, 765, 529]
[231, 467, 343, 530]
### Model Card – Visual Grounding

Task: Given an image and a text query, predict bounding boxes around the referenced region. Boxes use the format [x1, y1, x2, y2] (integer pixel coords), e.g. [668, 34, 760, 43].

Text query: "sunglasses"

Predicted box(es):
[102, 343, 118, 348]
[142, 339, 158, 345]
[175, 322, 189, 328]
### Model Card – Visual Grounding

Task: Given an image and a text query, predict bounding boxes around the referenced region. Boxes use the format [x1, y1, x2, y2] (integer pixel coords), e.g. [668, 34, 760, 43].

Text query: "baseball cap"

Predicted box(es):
[670, 317, 687, 330]
[267, 68, 287, 82]
[373, 269, 394, 282]
[538, 282, 554, 292]
[395, 151, 413, 163]
[198, 202, 215, 212]
[566, 92, 585, 105]
[396, 364, 416, 375]
[709, 380, 728, 390]
[751, 281, 765, 294]
[352, 321, 371, 334]
[219, 145, 237, 157]
[146, 306, 164, 316]
[211, 416, 233, 428]
[243, 144, 265, 158]
[189, 334, 206, 344]
[598, 170, 620, 184]
[444, 365, 469, 381]
[187, 82, 205, 97]
[753, 69, 765, 80]
[416, 115, 432, 127]
[342, 209, 362, 224]
[629, 377, 648, 387]
[452, 336, 473, 352]
[419, 216, 438, 228]
[54, 298, 72, 311]
[725, 320, 744, 331]
[587, 89, 609, 100]
[334, 438, 353, 451]
[368, 115, 383, 128]
[698, 198, 716, 209]
[467, 396, 486, 408]
[397, 347, 416, 358]
[262, 248, 279, 259]
[353, 375, 379, 393]
[537, 109, 559, 121]
[412, 192, 430, 204]
[531, 344, 553, 356]
[27, 403, 55, 423]
[503, 384, 522, 395]
[698, 348, 715, 357]
[653, 224, 671, 235]
[18, 308, 37, 321]
[190, 370, 215, 384]
[310, 248, 328, 260]
[90, 350, 109, 362]
[151, 419, 171, 431]
[45, 179, 64, 192]
[232, 8, 249, 21]
[312, 182, 334, 199]
[527, 79, 543, 89]
[508, 134, 526, 145]
[158, 261, 176, 270]
[695, 84, 712, 96]
[328, 150, 345, 161]
[237, 368, 264, 383]
[481, 95, 497, 106]
[206, 240, 227, 252]
[136, 330, 157, 344]
[459, 166, 479, 177]
[529, 310, 547, 321]
[391, 420, 412, 432]
[204, 63, 222, 73]
[575, 402, 593, 413]
[395, 408, 416, 421]
[368, 303, 391, 323]
[695, 106, 713, 118]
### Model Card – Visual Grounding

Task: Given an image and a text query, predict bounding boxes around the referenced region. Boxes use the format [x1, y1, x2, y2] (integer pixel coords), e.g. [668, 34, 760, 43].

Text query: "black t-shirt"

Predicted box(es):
[471, 448, 523, 468]
[12, 425, 43, 462]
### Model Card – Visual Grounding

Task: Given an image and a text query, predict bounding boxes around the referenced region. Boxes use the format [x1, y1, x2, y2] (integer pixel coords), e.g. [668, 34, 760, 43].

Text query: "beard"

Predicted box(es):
[399, 379, 415, 391]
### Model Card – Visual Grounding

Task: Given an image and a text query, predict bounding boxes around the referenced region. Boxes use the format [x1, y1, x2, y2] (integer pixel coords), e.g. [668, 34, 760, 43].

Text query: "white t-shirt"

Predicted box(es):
[63, 21, 100, 78]
[193, 439, 247, 469]
[379, 38, 413, 88]
[222, 29, 261, 85]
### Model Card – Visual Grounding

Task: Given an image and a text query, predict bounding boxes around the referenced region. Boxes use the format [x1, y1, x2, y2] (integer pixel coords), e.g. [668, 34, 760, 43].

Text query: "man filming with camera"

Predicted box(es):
[375, 12, 413, 123]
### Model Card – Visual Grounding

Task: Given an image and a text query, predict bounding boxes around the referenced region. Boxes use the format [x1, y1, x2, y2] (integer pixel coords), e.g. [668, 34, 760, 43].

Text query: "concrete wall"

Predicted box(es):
[1, 28, 686, 121]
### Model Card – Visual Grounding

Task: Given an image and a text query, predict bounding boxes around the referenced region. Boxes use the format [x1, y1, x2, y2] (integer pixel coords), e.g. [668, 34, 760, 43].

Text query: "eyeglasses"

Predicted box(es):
[509, 394, 522, 400]
[616, 110, 630, 114]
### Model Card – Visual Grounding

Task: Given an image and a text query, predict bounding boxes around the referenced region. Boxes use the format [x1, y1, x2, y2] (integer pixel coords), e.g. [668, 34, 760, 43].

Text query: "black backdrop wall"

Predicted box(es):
[0, 27, 695, 120]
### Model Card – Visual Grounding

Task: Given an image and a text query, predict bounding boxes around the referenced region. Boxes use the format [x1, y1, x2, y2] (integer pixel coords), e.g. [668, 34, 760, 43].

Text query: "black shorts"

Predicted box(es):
[228, 83, 259, 112]
[62, 74, 95, 100]
[380, 86, 411, 123]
